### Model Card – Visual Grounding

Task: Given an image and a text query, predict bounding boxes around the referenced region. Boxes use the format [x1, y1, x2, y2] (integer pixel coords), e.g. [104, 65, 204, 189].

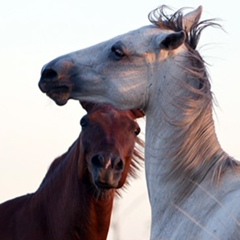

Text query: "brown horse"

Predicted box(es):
[0, 102, 144, 240]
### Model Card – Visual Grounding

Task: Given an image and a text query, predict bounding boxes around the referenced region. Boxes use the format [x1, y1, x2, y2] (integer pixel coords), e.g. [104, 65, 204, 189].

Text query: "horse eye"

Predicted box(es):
[134, 126, 141, 136]
[111, 46, 125, 59]
[80, 117, 88, 127]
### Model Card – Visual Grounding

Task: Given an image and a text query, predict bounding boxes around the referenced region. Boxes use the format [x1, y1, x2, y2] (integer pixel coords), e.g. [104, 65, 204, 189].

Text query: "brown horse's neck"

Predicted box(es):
[78, 191, 115, 240]
[32, 139, 115, 240]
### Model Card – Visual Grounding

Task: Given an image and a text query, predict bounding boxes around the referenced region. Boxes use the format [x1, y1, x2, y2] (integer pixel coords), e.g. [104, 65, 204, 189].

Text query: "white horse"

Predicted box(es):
[39, 5, 240, 240]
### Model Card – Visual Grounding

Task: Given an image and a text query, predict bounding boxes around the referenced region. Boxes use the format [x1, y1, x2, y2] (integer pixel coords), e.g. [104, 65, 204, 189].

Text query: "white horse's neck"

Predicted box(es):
[144, 52, 224, 216]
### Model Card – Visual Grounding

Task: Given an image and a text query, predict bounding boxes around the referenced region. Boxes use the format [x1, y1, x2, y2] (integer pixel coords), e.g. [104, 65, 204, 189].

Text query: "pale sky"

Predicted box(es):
[1, 1, 240, 239]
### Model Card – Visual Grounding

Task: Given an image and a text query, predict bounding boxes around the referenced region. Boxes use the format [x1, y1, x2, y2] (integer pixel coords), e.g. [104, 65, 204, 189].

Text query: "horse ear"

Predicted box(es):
[160, 31, 186, 50]
[130, 109, 145, 119]
[182, 6, 202, 32]
[79, 101, 96, 112]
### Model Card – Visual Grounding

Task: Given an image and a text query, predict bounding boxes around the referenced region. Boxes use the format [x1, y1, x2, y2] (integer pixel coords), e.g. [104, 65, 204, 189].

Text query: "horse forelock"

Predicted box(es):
[148, 5, 222, 50]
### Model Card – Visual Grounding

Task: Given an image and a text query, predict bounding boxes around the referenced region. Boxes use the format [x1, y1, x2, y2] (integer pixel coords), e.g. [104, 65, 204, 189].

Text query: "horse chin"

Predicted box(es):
[94, 181, 117, 191]
[53, 98, 68, 106]
[46, 88, 70, 106]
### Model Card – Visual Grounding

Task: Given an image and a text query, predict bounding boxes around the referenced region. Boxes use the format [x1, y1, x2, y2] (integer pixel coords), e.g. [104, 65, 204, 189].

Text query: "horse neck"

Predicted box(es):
[33, 140, 115, 240]
[79, 192, 115, 240]
[145, 55, 226, 210]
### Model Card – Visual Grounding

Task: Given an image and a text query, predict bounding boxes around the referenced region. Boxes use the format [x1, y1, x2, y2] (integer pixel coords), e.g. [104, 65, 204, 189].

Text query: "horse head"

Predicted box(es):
[78, 102, 144, 190]
[38, 6, 203, 112]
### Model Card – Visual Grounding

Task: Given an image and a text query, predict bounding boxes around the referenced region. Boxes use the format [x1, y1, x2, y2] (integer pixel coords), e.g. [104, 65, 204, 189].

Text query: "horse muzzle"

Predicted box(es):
[38, 58, 74, 105]
[91, 154, 125, 190]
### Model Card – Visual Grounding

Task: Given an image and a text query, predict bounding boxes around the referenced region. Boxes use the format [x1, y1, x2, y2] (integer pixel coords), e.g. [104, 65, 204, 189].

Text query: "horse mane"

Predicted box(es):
[148, 5, 221, 50]
[148, 6, 240, 202]
[121, 136, 144, 193]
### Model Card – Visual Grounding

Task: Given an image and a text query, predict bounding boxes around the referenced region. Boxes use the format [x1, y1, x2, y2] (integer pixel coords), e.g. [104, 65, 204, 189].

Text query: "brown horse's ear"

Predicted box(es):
[130, 109, 145, 119]
[79, 101, 96, 113]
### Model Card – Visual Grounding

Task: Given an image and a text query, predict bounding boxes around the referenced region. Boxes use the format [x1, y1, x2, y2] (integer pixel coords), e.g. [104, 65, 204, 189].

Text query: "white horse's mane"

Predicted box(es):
[147, 6, 240, 202]
[148, 5, 221, 50]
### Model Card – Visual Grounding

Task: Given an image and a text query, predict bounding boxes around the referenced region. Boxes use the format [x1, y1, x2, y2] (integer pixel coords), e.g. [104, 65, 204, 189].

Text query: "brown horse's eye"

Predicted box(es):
[80, 117, 88, 127]
[134, 126, 141, 136]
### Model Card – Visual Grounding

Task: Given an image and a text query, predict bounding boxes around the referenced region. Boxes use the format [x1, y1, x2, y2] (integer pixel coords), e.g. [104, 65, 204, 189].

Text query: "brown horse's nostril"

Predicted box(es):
[91, 155, 124, 171]
[113, 158, 124, 171]
[91, 154, 104, 168]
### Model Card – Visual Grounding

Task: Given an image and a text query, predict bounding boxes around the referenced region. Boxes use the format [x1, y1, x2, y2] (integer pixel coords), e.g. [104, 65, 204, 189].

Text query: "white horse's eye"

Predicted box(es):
[111, 45, 125, 59]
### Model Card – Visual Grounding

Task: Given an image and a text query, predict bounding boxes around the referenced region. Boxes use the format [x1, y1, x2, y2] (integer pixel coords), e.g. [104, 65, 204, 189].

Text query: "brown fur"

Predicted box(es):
[0, 104, 144, 240]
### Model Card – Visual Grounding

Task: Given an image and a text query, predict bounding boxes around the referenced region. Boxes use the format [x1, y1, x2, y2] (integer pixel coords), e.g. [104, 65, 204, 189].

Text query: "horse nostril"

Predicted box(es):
[91, 155, 104, 168]
[91, 155, 124, 170]
[114, 159, 124, 171]
[41, 68, 58, 80]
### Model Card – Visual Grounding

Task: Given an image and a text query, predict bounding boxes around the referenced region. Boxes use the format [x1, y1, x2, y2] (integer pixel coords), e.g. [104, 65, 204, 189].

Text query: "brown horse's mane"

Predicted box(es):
[148, 6, 240, 202]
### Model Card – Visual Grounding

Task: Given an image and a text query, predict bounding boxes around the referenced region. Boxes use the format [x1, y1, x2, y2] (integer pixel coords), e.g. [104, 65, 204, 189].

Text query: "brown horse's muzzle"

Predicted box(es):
[90, 154, 125, 189]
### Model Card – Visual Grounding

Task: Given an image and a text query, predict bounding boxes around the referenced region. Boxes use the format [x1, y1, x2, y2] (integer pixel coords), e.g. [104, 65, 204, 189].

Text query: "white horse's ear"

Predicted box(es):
[182, 6, 203, 32]
[160, 31, 186, 50]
